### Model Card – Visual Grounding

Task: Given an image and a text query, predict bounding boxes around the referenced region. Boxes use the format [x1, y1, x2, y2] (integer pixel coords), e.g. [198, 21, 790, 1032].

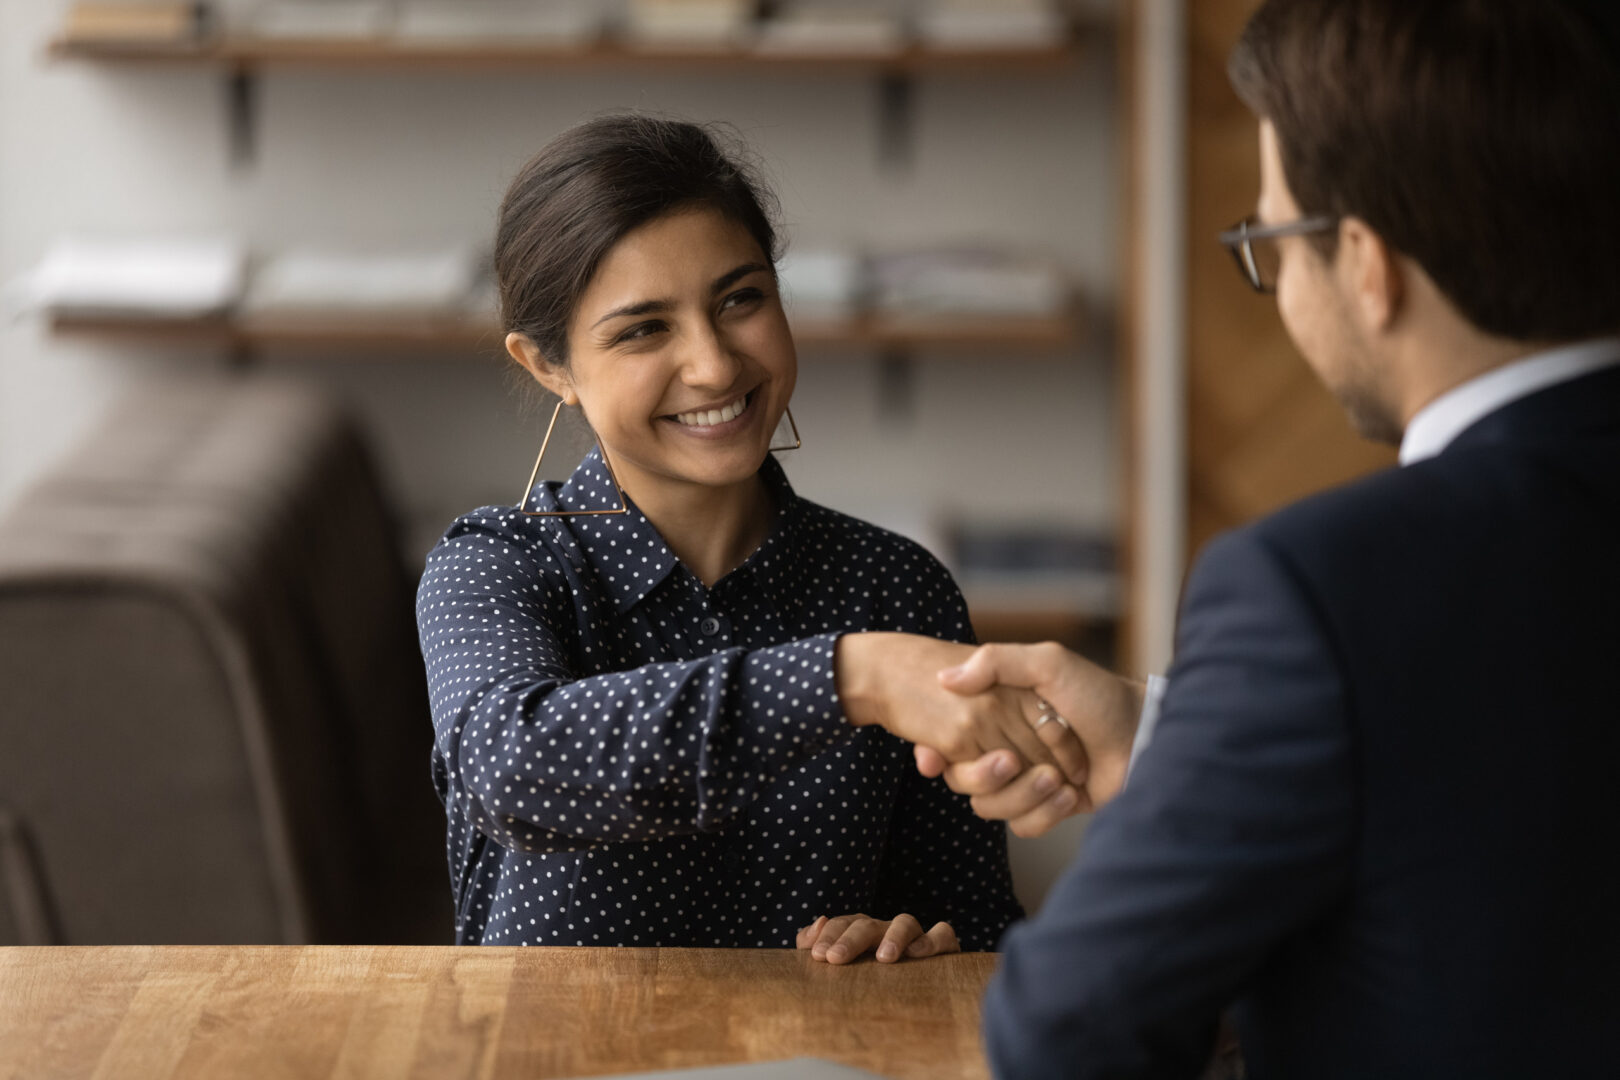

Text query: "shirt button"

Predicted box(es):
[700, 616, 722, 636]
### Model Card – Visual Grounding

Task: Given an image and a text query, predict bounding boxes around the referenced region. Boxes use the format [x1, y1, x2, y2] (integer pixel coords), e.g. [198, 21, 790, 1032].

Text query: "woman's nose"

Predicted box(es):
[679, 322, 743, 388]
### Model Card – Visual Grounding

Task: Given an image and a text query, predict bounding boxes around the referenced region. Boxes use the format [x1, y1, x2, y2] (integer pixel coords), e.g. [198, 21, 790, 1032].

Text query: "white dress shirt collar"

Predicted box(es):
[1398, 337, 1620, 466]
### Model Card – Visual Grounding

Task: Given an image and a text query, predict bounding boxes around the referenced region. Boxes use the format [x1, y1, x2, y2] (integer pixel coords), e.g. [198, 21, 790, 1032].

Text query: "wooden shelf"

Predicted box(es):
[48, 308, 1084, 358]
[47, 36, 1087, 74]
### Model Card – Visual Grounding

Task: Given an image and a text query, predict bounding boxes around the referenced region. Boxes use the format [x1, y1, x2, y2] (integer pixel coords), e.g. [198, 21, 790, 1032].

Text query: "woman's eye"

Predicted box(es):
[721, 287, 765, 312]
[617, 321, 665, 344]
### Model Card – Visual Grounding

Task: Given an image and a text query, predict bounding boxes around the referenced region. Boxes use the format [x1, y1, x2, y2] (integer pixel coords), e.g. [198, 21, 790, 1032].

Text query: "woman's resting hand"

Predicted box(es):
[797, 913, 960, 965]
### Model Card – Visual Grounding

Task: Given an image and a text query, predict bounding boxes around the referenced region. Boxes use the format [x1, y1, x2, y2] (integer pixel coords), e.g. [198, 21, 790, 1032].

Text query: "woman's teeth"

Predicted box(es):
[675, 395, 747, 427]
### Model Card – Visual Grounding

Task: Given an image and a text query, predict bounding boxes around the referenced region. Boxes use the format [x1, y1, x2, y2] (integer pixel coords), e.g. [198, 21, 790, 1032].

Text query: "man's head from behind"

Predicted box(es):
[1228, 0, 1620, 442]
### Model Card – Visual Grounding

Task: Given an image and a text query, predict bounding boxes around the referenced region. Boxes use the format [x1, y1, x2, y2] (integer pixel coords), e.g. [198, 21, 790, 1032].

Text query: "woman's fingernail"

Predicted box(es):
[877, 944, 898, 962]
[1033, 771, 1059, 796]
[1052, 787, 1079, 812]
[827, 945, 846, 962]
[992, 754, 1018, 779]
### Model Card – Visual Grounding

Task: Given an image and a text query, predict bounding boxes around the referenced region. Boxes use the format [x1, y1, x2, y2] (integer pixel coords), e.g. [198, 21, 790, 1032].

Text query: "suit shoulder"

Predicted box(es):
[1241, 457, 1492, 568]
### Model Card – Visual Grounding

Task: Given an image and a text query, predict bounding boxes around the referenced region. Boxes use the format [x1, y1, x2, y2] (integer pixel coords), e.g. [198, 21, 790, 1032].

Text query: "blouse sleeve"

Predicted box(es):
[417, 516, 855, 856]
[870, 551, 1025, 951]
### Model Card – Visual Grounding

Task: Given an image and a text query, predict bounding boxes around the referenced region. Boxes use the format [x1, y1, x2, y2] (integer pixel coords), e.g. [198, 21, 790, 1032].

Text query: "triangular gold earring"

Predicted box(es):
[770, 407, 802, 452]
[516, 399, 629, 517]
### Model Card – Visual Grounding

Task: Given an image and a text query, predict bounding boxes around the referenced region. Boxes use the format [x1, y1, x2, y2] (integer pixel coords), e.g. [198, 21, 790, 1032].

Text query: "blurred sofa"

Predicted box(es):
[0, 377, 450, 944]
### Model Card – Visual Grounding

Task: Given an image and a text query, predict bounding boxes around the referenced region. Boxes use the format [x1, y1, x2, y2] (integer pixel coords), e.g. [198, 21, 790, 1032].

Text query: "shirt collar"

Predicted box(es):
[543, 446, 802, 614]
[1399, 337, 1620, 466]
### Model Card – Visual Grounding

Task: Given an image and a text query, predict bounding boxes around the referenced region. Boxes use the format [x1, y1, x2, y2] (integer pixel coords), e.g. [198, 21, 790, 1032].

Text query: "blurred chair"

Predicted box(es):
[0, 377, 450, 944]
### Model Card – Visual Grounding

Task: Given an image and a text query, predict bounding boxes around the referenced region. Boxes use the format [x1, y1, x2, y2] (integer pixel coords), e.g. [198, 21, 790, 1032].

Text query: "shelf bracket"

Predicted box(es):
[876, 71, 914, 172]
[226, 64, 258, 171]
[876, 347, 914, 422]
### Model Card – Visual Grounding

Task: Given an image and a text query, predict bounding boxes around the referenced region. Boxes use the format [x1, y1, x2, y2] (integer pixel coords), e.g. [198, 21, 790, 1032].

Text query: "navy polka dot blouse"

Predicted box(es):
[417, 448, 1023, 949]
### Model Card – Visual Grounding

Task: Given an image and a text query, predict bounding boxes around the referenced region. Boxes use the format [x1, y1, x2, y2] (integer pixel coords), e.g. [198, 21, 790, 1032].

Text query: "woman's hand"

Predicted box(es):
[835, 632, 1089, 782]
[796, 913, 960, 965]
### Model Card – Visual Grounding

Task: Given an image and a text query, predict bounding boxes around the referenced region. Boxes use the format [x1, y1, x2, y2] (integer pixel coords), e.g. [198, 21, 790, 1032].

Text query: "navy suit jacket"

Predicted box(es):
[984, 364, 1620, 1079]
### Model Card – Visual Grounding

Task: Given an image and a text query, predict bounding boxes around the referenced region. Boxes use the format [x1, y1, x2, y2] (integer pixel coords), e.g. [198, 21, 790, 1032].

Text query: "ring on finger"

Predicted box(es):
[1034, 697, 1070, 731]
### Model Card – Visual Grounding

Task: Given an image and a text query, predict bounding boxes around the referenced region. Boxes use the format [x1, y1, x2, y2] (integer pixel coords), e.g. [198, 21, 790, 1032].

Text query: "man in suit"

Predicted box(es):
[914, 0, 1620, 1075]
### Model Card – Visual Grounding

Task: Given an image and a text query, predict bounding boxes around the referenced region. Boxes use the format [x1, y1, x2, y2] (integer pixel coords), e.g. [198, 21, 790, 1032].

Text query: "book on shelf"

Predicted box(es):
[916, 0, 1069, 51]
[25, 236, 245, 320]
[391, 3, 604, 48]
[242, 248, 486, 318]
[624, 0, 757, 50]
[753, 6, 906, 57]
[951, 522, 1120, 619]
[869, 247, 1072, 319]
[777, 249, 863, 324]
[248, 1, 392, 41]
[60, 2, 212, 45]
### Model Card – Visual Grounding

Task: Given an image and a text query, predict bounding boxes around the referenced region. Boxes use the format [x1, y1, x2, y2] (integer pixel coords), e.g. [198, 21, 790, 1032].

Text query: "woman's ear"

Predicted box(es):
[1337, 217, 1405, 335]
[505, 332, 577, 405]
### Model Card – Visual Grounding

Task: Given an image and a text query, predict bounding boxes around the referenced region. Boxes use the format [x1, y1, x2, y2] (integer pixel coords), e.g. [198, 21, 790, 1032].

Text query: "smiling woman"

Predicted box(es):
[415, 115, 1077, 962]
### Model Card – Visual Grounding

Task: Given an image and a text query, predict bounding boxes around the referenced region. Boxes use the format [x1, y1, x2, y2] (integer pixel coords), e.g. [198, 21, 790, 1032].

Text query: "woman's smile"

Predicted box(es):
[665, 389, 759, 437]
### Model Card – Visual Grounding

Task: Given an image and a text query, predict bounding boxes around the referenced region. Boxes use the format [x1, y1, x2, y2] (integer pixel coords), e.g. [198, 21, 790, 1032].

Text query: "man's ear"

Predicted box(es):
[1337, 217, 1405, 334]
[505, 332, 576, 405]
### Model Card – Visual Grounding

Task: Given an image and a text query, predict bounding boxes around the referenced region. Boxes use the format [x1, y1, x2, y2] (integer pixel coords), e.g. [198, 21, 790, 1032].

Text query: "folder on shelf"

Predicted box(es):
[24, 236, 245, 319]
[392, 3, 604, 48]
[869, 247, 1071, 319]
[624, 0, 756, 49]
[950, 522, 1120, 619]
[916, 0, 1068, 51]
[248, 1, 392, 41]
[754, 6, 906, 57]
[777, 249, 863, 324]
[60, 2, 212, 45]
[242, 248, 484, 317]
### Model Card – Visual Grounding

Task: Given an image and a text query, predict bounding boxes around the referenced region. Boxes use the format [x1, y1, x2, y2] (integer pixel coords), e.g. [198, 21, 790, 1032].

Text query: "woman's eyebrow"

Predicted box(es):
[711, 262, 770, 294]
[592, 298, 671, 329]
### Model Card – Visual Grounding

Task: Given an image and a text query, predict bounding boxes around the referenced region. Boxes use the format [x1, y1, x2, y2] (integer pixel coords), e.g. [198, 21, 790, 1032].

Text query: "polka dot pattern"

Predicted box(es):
[417, 448, 1022, 949]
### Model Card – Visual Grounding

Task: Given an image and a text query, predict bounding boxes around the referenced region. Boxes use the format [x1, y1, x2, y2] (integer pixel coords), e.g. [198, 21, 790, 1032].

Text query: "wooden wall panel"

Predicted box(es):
[1184, 0, 1394, 557]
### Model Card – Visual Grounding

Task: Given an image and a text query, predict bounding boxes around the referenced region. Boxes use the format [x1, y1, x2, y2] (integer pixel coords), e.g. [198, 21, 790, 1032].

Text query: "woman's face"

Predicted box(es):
[531, 206, 797, 503]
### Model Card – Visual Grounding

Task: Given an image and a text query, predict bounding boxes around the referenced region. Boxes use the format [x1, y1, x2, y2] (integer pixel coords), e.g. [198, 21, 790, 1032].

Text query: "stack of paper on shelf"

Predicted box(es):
[950, 522, 1119, 618]
[916, 0, 1067, 50]
[242, 249, 483, 318]
[869, 247, 1069, 318]
[60, 2, 213, 44]
[754, 5, 905, 57]
[625, 0, 756, 49]
[777, 249, 863, 324]
[24, 236, 245, 319]
[393, 2, 604, 48]
[248, 1, 391, 40]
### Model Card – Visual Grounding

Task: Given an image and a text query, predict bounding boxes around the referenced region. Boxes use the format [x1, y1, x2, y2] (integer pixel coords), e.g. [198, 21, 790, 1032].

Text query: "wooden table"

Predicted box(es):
[0, 946, 998, 1080]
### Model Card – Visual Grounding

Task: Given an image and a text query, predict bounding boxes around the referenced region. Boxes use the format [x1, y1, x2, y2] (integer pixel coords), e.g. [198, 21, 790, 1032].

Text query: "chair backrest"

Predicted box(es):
[0, 377, 450, 944]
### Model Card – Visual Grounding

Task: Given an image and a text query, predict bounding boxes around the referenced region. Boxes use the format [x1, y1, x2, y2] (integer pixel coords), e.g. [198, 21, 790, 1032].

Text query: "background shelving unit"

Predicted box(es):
[30, 3, 1123, 665]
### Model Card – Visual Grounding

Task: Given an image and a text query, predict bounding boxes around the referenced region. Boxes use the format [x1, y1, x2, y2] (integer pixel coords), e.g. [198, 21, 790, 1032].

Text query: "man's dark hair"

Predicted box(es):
[495, 114, 781, 368]
[1230, 0, 1620, 343]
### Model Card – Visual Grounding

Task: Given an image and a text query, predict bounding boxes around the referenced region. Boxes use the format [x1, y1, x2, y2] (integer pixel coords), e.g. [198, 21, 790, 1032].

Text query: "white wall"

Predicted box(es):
[0, 0, 1121, 913]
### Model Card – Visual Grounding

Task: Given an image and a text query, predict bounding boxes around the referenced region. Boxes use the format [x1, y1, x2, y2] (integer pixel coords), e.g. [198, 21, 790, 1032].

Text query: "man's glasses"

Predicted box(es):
[1218, 215, 1339, 293]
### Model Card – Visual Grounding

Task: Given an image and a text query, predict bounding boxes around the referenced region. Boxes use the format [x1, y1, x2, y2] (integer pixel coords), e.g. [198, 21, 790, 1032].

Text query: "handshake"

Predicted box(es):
[835, 633, 1145, 837]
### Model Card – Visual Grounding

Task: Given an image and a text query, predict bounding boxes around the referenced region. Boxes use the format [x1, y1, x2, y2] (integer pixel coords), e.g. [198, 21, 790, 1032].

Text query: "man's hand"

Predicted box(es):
[916, 748, 1090, 837]
[835, 633, 1088, 780]
[915, 642, 1145, 834]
